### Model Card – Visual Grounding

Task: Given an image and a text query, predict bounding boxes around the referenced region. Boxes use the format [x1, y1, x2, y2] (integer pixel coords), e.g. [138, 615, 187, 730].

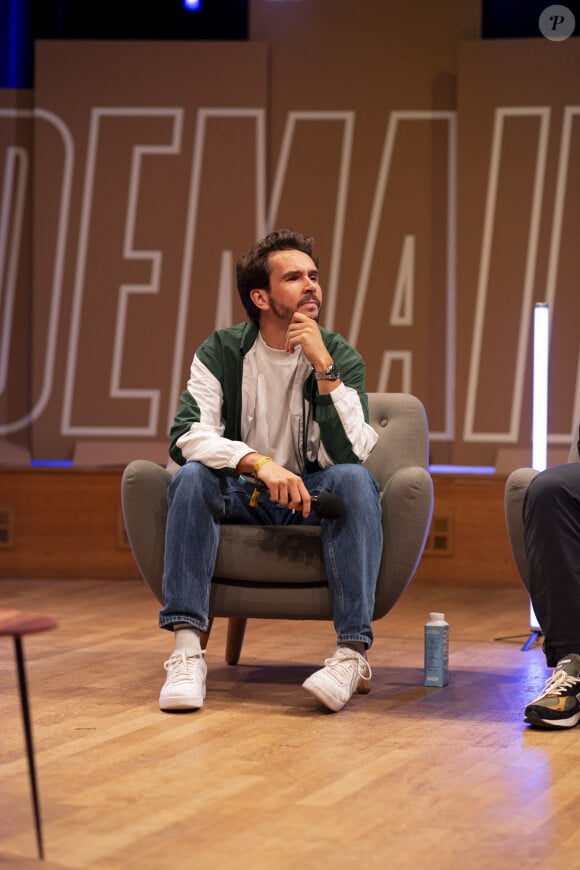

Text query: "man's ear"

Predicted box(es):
[250, 288, 269, 311]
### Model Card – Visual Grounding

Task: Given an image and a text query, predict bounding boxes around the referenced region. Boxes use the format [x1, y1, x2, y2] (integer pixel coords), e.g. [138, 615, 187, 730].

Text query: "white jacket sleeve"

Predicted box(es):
[175, 356, 253, 471]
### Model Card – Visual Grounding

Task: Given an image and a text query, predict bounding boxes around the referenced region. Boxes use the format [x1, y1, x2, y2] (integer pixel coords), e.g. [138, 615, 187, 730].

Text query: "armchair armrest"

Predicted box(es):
[373, 465, 434, 618]
[504, 467, 539, 592]
[121, 459, 171, 602]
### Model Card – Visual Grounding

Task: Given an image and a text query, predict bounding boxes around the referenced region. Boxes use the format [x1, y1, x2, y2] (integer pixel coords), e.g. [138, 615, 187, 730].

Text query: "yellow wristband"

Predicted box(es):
[249, 456, 273, 508]
[253, 456, 273, 477]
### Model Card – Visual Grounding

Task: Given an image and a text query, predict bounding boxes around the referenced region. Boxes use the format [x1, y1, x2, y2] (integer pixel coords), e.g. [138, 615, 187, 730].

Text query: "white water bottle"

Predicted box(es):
[424, 612, 449, 687]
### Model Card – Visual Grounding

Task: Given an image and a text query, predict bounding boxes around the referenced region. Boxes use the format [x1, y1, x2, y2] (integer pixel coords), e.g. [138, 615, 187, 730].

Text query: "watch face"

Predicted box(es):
[316, 363, 340, 380]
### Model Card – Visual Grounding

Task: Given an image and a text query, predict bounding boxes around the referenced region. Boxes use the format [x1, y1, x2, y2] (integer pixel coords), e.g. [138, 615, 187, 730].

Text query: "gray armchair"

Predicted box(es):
[504, 424, 580, 590]
[121, 392, 434, 663]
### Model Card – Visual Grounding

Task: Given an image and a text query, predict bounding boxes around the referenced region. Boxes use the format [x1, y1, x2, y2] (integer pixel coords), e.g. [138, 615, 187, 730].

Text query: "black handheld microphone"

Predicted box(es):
[243, 476, 345, 520]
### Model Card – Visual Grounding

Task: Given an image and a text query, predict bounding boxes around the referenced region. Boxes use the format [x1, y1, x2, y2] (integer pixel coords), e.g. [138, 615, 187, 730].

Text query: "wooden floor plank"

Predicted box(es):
[1, 577, 578, 869]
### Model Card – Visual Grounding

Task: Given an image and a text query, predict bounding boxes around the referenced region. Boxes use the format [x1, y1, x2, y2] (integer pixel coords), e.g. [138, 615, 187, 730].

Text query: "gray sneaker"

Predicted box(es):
[303, 647, 372, 712]
[524, 653, 580, 728]
[159, 650, 207, 711]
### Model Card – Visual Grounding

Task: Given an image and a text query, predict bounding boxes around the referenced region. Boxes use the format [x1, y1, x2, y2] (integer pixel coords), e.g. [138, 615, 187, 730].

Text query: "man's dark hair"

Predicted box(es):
[236, 229, 318, 323]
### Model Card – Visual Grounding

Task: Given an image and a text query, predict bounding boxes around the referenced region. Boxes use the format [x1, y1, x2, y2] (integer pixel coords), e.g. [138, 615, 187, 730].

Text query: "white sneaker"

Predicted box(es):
[302, 647, 372, 712]
[159, 650, 207, 711]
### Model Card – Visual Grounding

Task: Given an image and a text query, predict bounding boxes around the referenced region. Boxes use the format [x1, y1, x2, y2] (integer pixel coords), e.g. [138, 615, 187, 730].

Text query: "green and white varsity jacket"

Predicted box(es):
[169, 320, 378, 475]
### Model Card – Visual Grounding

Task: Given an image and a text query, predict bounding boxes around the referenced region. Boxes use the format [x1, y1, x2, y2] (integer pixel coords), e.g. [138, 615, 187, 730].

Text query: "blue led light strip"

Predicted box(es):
[30, 460, 74, 468]
[428, 465, 496, 475]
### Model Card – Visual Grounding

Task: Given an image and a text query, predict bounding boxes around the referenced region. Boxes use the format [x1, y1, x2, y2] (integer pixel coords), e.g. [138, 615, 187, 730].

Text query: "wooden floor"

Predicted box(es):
[0, 577, 577, 869]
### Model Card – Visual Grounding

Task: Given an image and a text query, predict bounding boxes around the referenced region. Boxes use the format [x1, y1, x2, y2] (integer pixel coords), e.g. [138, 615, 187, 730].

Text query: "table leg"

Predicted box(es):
[14, 636, 45, 861]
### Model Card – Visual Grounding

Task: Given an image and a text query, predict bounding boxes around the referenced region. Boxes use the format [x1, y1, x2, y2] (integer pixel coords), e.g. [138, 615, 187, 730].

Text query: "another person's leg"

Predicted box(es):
[523, 464, 580, 728]
[301, 464, 382, 711]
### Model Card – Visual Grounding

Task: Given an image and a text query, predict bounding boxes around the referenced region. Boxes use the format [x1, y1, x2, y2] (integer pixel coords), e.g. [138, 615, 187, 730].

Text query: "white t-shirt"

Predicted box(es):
[243, 331, 305, 474]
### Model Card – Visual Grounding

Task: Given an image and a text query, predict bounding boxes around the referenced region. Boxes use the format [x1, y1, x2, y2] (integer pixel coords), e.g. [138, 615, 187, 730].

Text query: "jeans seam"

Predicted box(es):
[325, 532, 345, 619]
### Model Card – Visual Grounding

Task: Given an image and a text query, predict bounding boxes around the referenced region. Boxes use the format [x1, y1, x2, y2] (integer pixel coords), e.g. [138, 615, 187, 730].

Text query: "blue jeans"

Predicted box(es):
[159, 462, 382, 648]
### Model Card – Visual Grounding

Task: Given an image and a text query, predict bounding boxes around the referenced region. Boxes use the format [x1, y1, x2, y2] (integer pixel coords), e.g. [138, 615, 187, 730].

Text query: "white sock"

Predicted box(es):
[173, 625, 202, 654]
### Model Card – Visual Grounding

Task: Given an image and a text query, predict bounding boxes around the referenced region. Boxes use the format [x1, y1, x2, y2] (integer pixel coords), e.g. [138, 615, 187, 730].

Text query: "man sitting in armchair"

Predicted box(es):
[157, 229, 382, 714]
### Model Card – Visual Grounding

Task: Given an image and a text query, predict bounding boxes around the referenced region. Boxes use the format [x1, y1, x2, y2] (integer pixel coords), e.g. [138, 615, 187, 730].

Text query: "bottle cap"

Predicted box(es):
[429, 612, 445, 620]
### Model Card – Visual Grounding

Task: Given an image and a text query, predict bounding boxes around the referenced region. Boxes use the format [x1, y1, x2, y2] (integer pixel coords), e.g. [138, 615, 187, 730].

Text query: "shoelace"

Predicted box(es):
[324, 649, 372, 683]
[164, 650, 205, 683]
[537, 668, 580, 699]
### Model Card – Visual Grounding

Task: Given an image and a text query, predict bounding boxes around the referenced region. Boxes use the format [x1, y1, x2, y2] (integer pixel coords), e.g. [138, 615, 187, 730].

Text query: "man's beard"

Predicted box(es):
[269, 293, 320, 323]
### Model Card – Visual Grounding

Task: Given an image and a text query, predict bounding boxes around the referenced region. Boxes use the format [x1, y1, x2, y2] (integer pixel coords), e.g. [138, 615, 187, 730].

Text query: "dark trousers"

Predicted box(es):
[523, 463, 580, 666]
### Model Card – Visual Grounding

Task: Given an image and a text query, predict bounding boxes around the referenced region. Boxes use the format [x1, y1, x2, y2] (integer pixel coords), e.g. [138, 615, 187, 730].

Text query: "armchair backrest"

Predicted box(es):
[363, 392, 429, 491]
[164, 392, 430, 490]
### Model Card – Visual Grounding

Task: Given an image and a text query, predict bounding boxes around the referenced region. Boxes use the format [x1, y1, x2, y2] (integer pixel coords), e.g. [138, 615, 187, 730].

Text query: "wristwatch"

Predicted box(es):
[314, 363, 341, 381]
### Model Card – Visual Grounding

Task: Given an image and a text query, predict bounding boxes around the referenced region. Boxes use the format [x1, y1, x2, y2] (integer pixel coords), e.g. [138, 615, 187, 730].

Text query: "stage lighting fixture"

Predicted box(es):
[532, 303, 549, 473]
[528, 302, 550, 637]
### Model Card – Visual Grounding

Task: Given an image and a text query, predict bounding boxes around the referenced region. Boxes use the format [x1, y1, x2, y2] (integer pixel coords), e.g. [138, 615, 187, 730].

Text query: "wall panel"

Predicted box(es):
[0, 6, 578, 469]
